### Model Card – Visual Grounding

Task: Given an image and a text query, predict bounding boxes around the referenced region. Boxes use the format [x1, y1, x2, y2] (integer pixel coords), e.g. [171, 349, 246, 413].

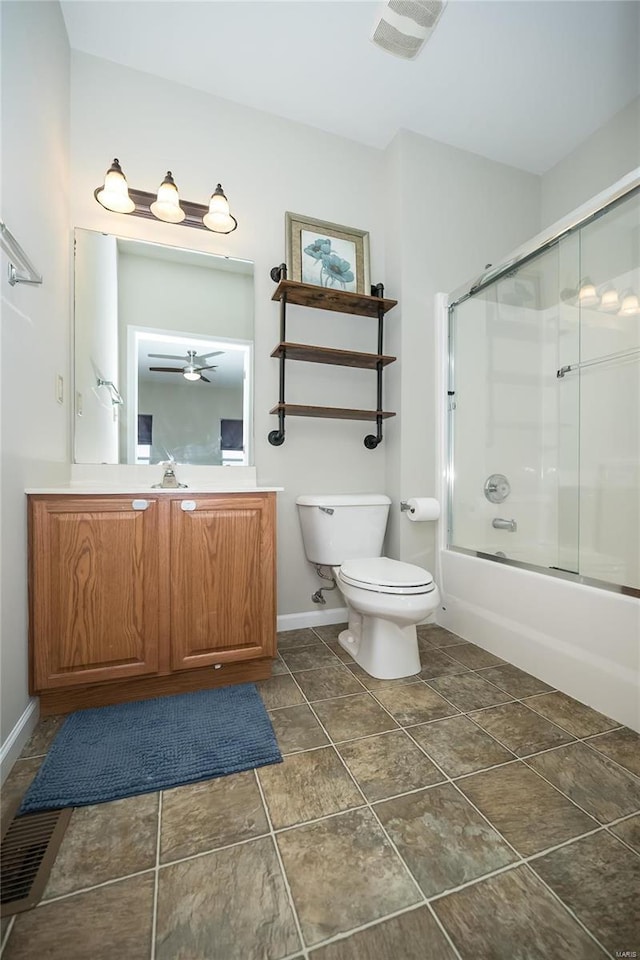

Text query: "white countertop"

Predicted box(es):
[25, 486, 283, 494]
[25, 464, 282, 495]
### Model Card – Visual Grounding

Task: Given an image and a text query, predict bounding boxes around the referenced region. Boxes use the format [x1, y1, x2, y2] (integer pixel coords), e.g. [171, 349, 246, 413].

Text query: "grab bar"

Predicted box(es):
[557, 347, 640, 379]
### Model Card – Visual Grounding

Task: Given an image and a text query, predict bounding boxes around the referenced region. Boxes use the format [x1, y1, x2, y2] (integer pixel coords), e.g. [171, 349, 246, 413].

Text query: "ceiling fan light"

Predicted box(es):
[95, 158, 135, 214]
[183, 369, 201, 381]
[150, 171, 186, 223]
[618, 290, 640, 317]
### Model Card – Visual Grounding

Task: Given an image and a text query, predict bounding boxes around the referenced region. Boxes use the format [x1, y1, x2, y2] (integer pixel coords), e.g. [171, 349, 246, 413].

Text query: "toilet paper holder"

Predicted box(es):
[400, 501, 413, 513]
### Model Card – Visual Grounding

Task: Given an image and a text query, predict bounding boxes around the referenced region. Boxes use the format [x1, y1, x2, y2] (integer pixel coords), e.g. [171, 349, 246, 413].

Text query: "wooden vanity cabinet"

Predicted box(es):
[28, 492, 277, 713]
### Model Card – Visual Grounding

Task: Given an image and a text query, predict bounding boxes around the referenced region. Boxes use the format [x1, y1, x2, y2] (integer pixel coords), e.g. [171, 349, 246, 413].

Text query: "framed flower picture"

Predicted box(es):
[285, 212, 370, 294]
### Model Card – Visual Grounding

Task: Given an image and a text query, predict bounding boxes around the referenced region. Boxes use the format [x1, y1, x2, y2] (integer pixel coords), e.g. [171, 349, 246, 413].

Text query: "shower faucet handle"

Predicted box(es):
[484, 474, 511, 503]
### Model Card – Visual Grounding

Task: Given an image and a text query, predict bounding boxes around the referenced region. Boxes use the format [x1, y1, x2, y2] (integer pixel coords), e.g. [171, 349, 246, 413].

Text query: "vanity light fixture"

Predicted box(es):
[577, 277, 599, 308]
[149, 171, 185, 223]
[94, 160, 238, 234]
[598, 285, 620, 313]
[618, 289, 640, 317]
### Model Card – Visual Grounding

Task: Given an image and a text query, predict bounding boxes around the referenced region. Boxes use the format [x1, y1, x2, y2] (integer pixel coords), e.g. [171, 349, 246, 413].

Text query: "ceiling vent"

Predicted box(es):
[371, 1, 447, 60]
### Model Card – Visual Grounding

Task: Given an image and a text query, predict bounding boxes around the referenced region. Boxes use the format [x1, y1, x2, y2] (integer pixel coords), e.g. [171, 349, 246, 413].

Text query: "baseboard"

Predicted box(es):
[277, 607, 349, 632]
[0, 697, 39, 785]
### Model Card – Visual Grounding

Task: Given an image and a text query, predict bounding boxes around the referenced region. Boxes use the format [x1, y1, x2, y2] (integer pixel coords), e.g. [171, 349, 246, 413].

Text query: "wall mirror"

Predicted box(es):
[73, 228, 254, 465]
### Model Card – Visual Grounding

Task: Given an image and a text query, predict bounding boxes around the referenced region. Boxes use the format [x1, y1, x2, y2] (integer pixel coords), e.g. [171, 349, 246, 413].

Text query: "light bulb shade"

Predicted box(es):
[95, 159, 135, 214]
[183, 369, 201, 381]
[618, 291, 640, 317]
[599, 287, 620, 313]
[203, 184, 238, 234]
[578, 278, 598, 307]
[150, 171, 186, 223]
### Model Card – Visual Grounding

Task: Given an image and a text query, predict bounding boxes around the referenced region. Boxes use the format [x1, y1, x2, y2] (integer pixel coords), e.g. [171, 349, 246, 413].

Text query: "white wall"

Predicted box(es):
[383, 131, 541, 576]
[541, 95, 640, 228]
[0, 2, 70, 755]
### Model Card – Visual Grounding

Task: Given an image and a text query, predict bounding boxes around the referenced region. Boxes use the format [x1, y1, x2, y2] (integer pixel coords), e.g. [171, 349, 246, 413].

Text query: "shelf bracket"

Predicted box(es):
[364, 287, 385, 450]
[268, 265, 288, 445]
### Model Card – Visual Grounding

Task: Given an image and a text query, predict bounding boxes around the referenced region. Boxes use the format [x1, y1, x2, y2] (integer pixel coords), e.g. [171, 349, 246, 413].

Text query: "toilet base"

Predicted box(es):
[338, 612, 421, 680]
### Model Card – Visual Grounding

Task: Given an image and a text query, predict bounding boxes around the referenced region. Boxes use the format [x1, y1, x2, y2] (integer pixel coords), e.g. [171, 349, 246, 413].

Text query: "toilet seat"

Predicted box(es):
[339, 557, 435, 595]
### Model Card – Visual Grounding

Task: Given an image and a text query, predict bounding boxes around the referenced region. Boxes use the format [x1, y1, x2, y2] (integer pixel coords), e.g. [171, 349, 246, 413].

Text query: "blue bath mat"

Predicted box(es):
[20, 684, 282, 813]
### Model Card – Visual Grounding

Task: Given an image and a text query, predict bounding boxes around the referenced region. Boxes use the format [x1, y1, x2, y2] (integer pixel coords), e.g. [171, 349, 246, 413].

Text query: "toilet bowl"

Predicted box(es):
[295, 494, 441, 681]
[334, 557, 440, 679]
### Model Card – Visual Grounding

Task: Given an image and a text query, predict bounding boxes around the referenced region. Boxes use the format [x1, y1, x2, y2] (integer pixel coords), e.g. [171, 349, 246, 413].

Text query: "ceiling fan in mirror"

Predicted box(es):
[149, 349, 224, 382]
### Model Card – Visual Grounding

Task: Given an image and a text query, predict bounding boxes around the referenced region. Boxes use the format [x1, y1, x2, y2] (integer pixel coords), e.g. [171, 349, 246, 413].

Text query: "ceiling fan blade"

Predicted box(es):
[148, 353, 188, 361]
[199, 375, 211, 383]
[200, 350, 225, 359]
[149, 367, 183, 373]
[195, 365, 218, 372]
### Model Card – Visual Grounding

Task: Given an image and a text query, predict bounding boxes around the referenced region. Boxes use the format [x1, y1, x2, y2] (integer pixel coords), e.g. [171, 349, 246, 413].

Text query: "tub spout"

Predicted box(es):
[492, 517, 517, 532]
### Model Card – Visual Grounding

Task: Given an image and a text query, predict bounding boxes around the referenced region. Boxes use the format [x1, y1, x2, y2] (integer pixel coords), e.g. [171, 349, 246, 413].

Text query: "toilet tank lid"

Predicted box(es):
[296, 494, 391, 507]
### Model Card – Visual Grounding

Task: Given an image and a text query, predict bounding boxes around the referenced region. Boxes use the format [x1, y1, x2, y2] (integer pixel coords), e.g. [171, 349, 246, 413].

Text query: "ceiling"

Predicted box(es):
[60, 1, 639, 175]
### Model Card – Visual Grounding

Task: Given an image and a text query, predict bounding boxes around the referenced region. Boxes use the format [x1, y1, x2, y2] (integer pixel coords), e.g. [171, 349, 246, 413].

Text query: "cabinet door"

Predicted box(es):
[170, 494, 276, 670]
[30, 497, 161, 690]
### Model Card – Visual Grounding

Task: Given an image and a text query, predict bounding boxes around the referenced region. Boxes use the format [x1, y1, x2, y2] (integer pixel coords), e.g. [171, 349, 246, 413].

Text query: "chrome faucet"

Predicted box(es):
[492, 517, 517, 532]
[153, 461, 188, 489]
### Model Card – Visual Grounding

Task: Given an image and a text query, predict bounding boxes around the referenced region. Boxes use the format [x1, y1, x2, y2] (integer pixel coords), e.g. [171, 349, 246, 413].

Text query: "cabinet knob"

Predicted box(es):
[181, 500, 197, 512]
[131, 499, 149, 511]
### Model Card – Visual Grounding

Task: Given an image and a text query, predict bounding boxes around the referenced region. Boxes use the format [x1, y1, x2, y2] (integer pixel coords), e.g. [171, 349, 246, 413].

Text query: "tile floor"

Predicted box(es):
[1, 624, 639, 959]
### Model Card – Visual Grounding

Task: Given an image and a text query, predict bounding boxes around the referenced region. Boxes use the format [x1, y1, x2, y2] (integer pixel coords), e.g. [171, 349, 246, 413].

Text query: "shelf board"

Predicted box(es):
[269, 403, 396, 422]
[272, 280, 397, 317]
[270, 342, 396, 369]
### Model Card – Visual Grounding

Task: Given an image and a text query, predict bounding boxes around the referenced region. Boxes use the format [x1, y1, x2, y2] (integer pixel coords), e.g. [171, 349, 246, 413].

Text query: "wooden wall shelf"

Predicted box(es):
[270, 342, 396, 369]
[270, 403, 396, 422]
[268, 269, 397, 449]
[271, 280, 397, 318]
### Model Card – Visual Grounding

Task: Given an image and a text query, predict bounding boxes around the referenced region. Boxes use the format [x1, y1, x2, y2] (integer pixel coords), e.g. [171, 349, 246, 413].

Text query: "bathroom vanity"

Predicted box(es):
[27, 489, 277, 714]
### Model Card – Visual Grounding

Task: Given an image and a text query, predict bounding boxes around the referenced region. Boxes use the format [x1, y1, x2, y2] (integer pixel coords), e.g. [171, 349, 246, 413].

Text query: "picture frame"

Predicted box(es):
[285, 212, 370, 295]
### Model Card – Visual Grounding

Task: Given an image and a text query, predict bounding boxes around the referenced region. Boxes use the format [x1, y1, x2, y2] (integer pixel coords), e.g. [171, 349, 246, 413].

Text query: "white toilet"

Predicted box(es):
[296, 494, 440, 679]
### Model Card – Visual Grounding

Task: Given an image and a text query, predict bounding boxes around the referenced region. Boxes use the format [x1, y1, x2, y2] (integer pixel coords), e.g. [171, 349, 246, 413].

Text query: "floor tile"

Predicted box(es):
[258, 747, 362, 828]
[322, 638, 354, 663]
[160, 770, 269, 862]
[428, 673, 513, 712]
[312, 693, 398, 742]
[418, 646, 469, 680]
[586, 727, 640, 777]
[445, 643, 505, 669]
[375, 783, 517, 897]
[416, 624, 465, 648]
[609, 814, 640, 853]
[156, 836, 300, 960]
[374, 683, 459, 726]
[19, 715, 64, 758]
[524, 691, 618, 739]
[257, 673, 305, 709]
[337, 729, 444, 802]
[268, 704, 329, 754]
[477, 663, 553, 699]
[313, 623, 348, 642]
[531, 831, 640, 955]
[346, 662, 420, 691]
[311, 905, 458, 960]
[470, 702, 574, 756]
[408, 715, 515, 778]
[0, 758, 43, 824]
[279, 645, 339, 672]
[44, 793, 158, 898]
[4, 874, 154, 960]
[458, 762, 597, 856]
[276, 627, 322, 650]
[277, 808, 419, 946]
[527, 742, 640, 823]
[270, 656, 289, 675]
[433, 865, 605, 959]
[293, 665, 363, 701]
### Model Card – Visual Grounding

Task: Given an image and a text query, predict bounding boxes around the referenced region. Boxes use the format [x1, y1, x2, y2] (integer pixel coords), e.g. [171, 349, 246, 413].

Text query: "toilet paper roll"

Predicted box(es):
[405, 497, 441, 521]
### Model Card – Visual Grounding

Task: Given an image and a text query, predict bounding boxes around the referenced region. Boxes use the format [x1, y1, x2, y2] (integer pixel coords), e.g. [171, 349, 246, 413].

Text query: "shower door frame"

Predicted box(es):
[443, 170, 640, 600]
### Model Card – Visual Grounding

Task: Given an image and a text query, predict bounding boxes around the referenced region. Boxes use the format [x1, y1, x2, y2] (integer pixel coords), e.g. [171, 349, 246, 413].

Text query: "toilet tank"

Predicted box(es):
[296, 494, 391, 565]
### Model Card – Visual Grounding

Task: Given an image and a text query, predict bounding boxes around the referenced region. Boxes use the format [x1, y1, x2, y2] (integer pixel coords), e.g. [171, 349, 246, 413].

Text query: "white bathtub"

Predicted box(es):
[437, 548, 640, 732]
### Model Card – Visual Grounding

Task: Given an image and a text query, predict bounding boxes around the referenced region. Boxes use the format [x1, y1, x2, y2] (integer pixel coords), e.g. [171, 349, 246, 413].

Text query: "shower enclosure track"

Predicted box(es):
[556, 347, 640, 379]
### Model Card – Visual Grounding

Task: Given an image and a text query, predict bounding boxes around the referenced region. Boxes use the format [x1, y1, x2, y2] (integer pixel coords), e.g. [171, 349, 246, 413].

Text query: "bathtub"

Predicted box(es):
[437, 548, 640, 732]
